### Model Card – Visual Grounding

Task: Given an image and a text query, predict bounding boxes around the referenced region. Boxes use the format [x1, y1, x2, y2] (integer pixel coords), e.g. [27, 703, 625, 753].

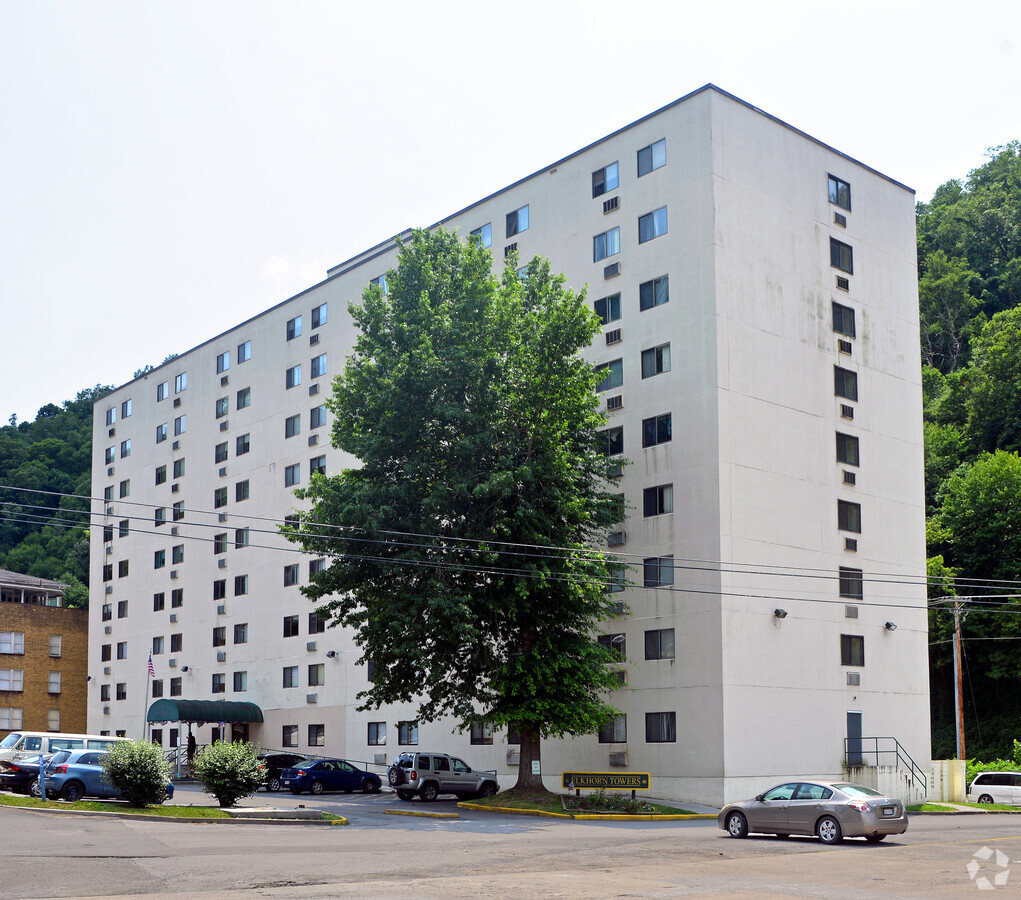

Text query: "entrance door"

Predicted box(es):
[846, 711, 863, 766]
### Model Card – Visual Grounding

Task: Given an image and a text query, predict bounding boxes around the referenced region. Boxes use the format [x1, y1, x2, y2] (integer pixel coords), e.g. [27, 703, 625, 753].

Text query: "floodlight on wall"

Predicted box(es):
[325, 650, 338, 659]
[884, 621, 898, 632]
[181, 665, 190, 672]
[773, 609, 788, 619]
[86, 675, 92, 682]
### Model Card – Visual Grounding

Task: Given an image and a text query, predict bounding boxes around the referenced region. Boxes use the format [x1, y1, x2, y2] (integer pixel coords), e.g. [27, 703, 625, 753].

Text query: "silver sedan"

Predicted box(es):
[718, 781, 908, 844]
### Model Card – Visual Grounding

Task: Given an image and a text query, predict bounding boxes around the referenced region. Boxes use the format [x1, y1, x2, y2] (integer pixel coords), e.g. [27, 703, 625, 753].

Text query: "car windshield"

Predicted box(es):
[833, 783, 884, 797]
[0, 733, 22, 749]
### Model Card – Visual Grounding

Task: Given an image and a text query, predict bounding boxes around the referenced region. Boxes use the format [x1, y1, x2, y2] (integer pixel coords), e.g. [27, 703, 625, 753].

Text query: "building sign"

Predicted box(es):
[562, 772, 650, 791]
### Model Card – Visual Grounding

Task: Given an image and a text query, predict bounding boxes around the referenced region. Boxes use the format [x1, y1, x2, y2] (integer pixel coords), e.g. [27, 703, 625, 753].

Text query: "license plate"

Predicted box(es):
[882, 806, 896, 817]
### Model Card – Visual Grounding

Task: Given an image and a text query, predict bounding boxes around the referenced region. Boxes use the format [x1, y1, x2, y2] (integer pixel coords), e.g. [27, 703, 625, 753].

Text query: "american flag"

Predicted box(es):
[148, 652, 155, 678]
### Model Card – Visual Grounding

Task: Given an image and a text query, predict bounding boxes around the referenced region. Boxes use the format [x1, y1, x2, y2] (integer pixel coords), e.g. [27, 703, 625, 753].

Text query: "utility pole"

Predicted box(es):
[953, 599, 966, 760]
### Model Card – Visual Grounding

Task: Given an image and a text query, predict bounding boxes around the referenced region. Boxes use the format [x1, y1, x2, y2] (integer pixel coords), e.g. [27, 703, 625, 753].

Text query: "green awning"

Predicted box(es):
[146, 699, 264, 724]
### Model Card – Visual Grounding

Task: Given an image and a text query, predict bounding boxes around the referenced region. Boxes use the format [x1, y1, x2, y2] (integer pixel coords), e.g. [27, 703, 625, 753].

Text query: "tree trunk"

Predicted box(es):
[512, 723, 549, 793]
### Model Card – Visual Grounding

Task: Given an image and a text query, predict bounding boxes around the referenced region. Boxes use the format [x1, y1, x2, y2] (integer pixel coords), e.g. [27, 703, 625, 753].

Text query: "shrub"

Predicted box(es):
[101, 740, 173, 807]
[191, 740, 265, 807]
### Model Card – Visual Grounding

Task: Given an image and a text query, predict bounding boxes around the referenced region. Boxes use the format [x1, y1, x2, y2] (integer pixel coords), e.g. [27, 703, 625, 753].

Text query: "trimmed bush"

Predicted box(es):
[191, 740, 265, 807]
[101, 740, 173, 807]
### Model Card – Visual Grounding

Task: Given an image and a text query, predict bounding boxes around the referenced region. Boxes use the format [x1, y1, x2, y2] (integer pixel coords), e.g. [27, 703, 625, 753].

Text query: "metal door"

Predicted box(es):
[846, 711, 863, 766]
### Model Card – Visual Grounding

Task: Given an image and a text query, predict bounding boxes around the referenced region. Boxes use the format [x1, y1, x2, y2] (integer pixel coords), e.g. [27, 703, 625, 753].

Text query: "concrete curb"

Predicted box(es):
[5, 804, 348, 825]
[457, 801, 716, 821]
[909, 809, 1021, 816]
[385, 808, 460, 819]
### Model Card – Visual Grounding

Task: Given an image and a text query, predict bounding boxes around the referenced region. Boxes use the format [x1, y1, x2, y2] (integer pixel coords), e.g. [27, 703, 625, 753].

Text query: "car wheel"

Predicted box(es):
[361, 777, 377, 793]
[28, 778, 41, 799]
[61, 781, 85, 803]
[725, 811, 748, 838]
[477, 782, 497, 798]
[396, 789, 414, 801]
[978, 793, 994, 804]
[388, 765, 404, 787]
[816, 815, 843, 844]
[267, 777, 281, 792]
[865, 834, 886, 843]
[420, 782, 439, 802]
[310, 780, 324, 795]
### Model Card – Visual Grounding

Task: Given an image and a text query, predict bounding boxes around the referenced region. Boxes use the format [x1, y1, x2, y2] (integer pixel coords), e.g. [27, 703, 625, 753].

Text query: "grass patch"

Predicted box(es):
[468, 789, 696, 816]
[0, 792, 230, 818]
[952, 801, 1020, 811]
[908, 801, 1021, 812]
[908, 803, 958, 812]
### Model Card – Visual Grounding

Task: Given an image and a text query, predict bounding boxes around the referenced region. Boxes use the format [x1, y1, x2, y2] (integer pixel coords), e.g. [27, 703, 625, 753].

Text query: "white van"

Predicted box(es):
[967, 771, 1021, 805]
[0, 732, 129, 764]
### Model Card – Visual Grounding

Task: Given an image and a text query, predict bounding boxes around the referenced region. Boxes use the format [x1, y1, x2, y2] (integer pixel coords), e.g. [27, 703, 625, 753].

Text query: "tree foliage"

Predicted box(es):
[191, 740, 265, 807]
[287, 228, 622, 790]
[100, 739, 173, 807]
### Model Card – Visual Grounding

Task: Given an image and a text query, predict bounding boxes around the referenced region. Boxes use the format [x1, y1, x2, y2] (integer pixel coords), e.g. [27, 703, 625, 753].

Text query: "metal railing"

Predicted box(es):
[844, 735, 927, 793]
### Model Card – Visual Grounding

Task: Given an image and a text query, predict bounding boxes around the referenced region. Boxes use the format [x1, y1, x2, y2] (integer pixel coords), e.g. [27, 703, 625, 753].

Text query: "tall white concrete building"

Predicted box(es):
[88, 85, 930, 805]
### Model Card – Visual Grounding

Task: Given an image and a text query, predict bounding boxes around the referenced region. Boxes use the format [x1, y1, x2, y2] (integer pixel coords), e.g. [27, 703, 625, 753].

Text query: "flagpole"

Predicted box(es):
[143, 652, 154, 741]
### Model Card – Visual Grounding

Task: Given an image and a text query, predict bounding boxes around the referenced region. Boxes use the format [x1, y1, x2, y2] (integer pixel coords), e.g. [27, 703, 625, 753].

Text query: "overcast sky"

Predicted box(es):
[1, 0, 1017, 423]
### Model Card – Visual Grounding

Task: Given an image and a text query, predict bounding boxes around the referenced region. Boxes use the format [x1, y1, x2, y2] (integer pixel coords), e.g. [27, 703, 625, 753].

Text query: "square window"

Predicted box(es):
[638, 206, 668, 243]
[308, 724, 325, 746]
[644, 628, 675, 659]
[234, 575, 248, 596]
[233, 623, 248, 644]
[175, 373, 187, 393]
[284, 564, 299, 586]
[156, 423, 168, 443]
[311, 354, 327, 378]
[645, 711, 676, 743]
[642, 413, 671, 448]
[370, 274, 388, 294]
[216, 351, 230, 374]
[282, 666, 299, 688]
[286, 316, 302, 340]
[841, 633, 864, 666]
[834, 366, 858, 401]
[598, 633, 626, 660]
[237, 340, 252, 363]
[308, 611, 326, 633]
[215, 397, 228, 418]
[637, 138, 666, 176]
[641, 343, 671, 378]
[592, 161, 619, 198]
[234, 528, 249, 548]
[838, 500, 861, 534]
[282, 725, 298, 748]
[470, 223, 492, 248]
[398, 721, 419, 745]
[836, 432, 859, 466]
[830, 237, 854, 274]
[174, 415, 186, 436]
[839, 566, 864, 600]
[0, 669, 24, 691]
[828, 175, 851, 211]
[832, 301, 856, 337]
[236, 433, 250, 455]
[233, 671, 247, 692]
[285, 414, 301, 438]
[470, 721, 494, 745]
[599, 714, 627, 743]
[310, 405, 327, 429]
[311, 304, 327, 329]
[157, 381, 169, 402]
[595, 359, 623, 393]
[283, 615, 300, 637]
[286, 365, 301, 389]
[310, 455, 326, 476]
[235, 480, 249, 502]
[285, 464, 300, 487]
[599, 426, 624, 456]
[212, 673, 226, 694]
[594, 293, 621, 325]
[367, 722, 386, 745]
[643, 557, 675, 588]
[236, 387, 251, 409]
[643, 484, 673, 517]
[308, 663, 324, 687]
[639, 275, 669, 311]
[506, 205, 529, 238]
[215, 442, 228, 463]
[593, 227, 620, 262]
[170, 633, 182, 652]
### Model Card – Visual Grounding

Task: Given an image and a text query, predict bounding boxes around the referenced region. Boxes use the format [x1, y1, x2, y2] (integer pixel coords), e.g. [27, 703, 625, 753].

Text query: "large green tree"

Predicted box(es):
[287, 228, 622, 792]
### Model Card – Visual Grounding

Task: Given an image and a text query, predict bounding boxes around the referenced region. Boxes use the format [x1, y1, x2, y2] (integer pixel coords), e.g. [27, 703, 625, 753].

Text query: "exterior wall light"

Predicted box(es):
[773, 609, 788, 619]
[884, 622, 897, 631]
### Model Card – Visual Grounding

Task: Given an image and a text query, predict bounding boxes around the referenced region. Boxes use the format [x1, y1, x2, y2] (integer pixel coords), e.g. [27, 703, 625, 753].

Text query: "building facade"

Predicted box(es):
[1, 569, 88, 739]
[88, 85, 930, 805]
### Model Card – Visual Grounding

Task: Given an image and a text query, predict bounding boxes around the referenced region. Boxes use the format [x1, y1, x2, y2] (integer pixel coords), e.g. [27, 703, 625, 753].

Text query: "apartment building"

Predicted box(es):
[88, 85, 930, 805]
[1, 569, 88, 739]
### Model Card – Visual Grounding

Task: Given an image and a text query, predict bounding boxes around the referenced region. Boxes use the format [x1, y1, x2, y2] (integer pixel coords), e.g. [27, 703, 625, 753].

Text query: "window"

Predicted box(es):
[594, 293, 621, 325]
[117, 600, 128, 618]
[282, 666, 299, 688]
[174, 415, 186, 436]
[285, 464, 300, 487]
[115, 682, 127, 701]
[642, 413, 672, 448]
[117, 641, 128, 660]
[599, 714, 627, 743]
[157, 381, 169, 402]
[175, 372, 187, 393]
[104, 524, 114, 542]
[598, 633, 626, 660]
[233, 671, 247, 692]
[0, 670, 23, 691]
[470, 721, 494, 745]
[171, 588, 183, 607]
[639, 275, 669, 311]
[637, 138, 666, 176]
[606, 563, 626, 593]
[285, 414, 300, 438]
[308, 612, 326, 634]
[311, 304, 327, 329]
[0, 708, 23, 730]
[156, 423, 168, 443]
[470, 223, 492, 248]
[173, 501, 184, 521]
[283, 615, 300, 637]
[284, 564, 299, 586]
[233, 623, 248, 644]
[104, 485, 113, 501]
[593, 226, 620, 262]
[234, 528, 249, 548]
[172, 458, 185, 480]
[106, 407, 117, 426]
[118, 519, 129, 538]
[841, 634, 865, 666]
[235, 480, 249, 502]
[151, 679, 163, 698]
[234, 575, 248, 596]
[645, 711, 676, 743]
[45, 709, 59, 731]
[100, 684, 110, 701]
[366, 659, 376, 682]
[506, 205, 529, 238]
[836, 432, 859, 466]
[599, 427, 624, 456]
[105, 446, 115, 464]
[638, 206, 668, 243]
[310, 405, 326, 429]
[49, 635, 62, 658]
[236, 433, 250, 455]
[367, 722, 386, 745]
[101, 643, 112, 661]
[832, 301, 856, 337]
[215, 442, 228, 463]
[308, 663, 325, 687]
[153, 592, 165, 611]
[119, 479, 130, 498]
[164, 676, 180, 697]
[592, 161, 619, 197]
[120, 439, 131, 458]
[838, 500, 861, 533]
[641, 343, 671, 378]
[398, 721, 419, 745]
[643, 484, 673, 516]
[828, 174, 851, 211]
[213, 533, 227, 555]
[370, 274, 388, 294]
[595, 359, 623, 392]
[643, 557, 675, 588]
[282, 725, 298, 748]
[839, 567, 864, 600]
[311, 354, 327, 378]
[215, 396, 228, 418]
[103, 564, 112, 582]
[168, 544, 182, 565]
[286, 365, 301, 389]
[153, 636, 165, 655]
[237, 340, 251, 363]
[830, 237, 854, 274]
[286, 316, 302, 340]
[170, 633, 182, 652]
[236, 387, 251, 409]
[216, 351, 230, 373]
[645, 628, 675, 659]
[834, 366, 858, 401]
[155, 465, 168, 486]
[308, 724, 325, 746]
[213, 579, 226, 600]
[212, 673, 226, 694]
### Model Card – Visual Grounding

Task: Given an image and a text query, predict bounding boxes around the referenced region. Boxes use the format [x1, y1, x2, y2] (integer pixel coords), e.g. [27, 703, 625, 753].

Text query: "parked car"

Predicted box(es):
[280, 758, 382, 795]
[43, 750, 175, 803]
[968, 772, 1021, 805]
[0, 754, 53, 796]
[718, 781, 908, 844]
[387, 751, 499, 802]
[257, 753, 308, 792]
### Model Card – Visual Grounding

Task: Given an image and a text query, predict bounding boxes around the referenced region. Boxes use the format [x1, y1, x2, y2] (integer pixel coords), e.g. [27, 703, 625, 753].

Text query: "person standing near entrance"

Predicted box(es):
[187, 732, 197, 769]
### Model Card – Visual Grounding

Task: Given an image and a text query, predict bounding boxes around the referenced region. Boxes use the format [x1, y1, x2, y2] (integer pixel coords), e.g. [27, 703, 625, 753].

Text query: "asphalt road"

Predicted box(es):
[3, 790, 1021, 899]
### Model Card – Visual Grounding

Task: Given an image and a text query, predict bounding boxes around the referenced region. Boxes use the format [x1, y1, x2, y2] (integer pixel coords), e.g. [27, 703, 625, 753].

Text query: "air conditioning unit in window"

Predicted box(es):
[306, 641, 317, 652]
[845, 605, 859, 619]
[306, 693, 318, 704]
[373, 753, 386, 766]
[834, 212, 847, 227]
[170, 614, 177, 623]
[504, 242, 518, 258]
[607, 531, 626, 547]
[610, 601, 627, 616]
[219, 466, 227, 477]
[308, 434, 319, 446]
[847, 672, 860, 686]
[103, 706, 110, 715]
[843, 470, 856, 485]
[844, 538, 858, 552]
[107, 466, 114, 477]
[838, 339, 852, 355]
[836, 276, 850, 291]
[217, 558, 226, 569]
[103, 666, 111, 675]
[106, 505, 113, 515]
[217, 605, 226, 615]
[506, 749, 520, 766]
[219, 421, 228, 431]
[174, 397, 181, 408]
[170, 570, 178, 579]
[218, 513, 227, 522]
[172, 440, 180, 450]
[216, 651, 226, 663]
[105, 545, 112, 555]
[606, 395, 623, 411]
[608, 752, 628, 767]
[607, 461, 623, 478]
[602, 196, 619, 214]
[171, 483, 179, 494]
[108, 428, 115, 438]
[171, 526, 179, 535]
[310, 333, 320, 345]
[840, 404, 854, 419]
[169, 658, 177, 667]
[105, 585, 113, 595]
[104, 626, 112, 635]
[605, 328, 622, 345]
[309, 383, 319, 396]
[220, 376, 229, 386]
[603, 262, 620, 279]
